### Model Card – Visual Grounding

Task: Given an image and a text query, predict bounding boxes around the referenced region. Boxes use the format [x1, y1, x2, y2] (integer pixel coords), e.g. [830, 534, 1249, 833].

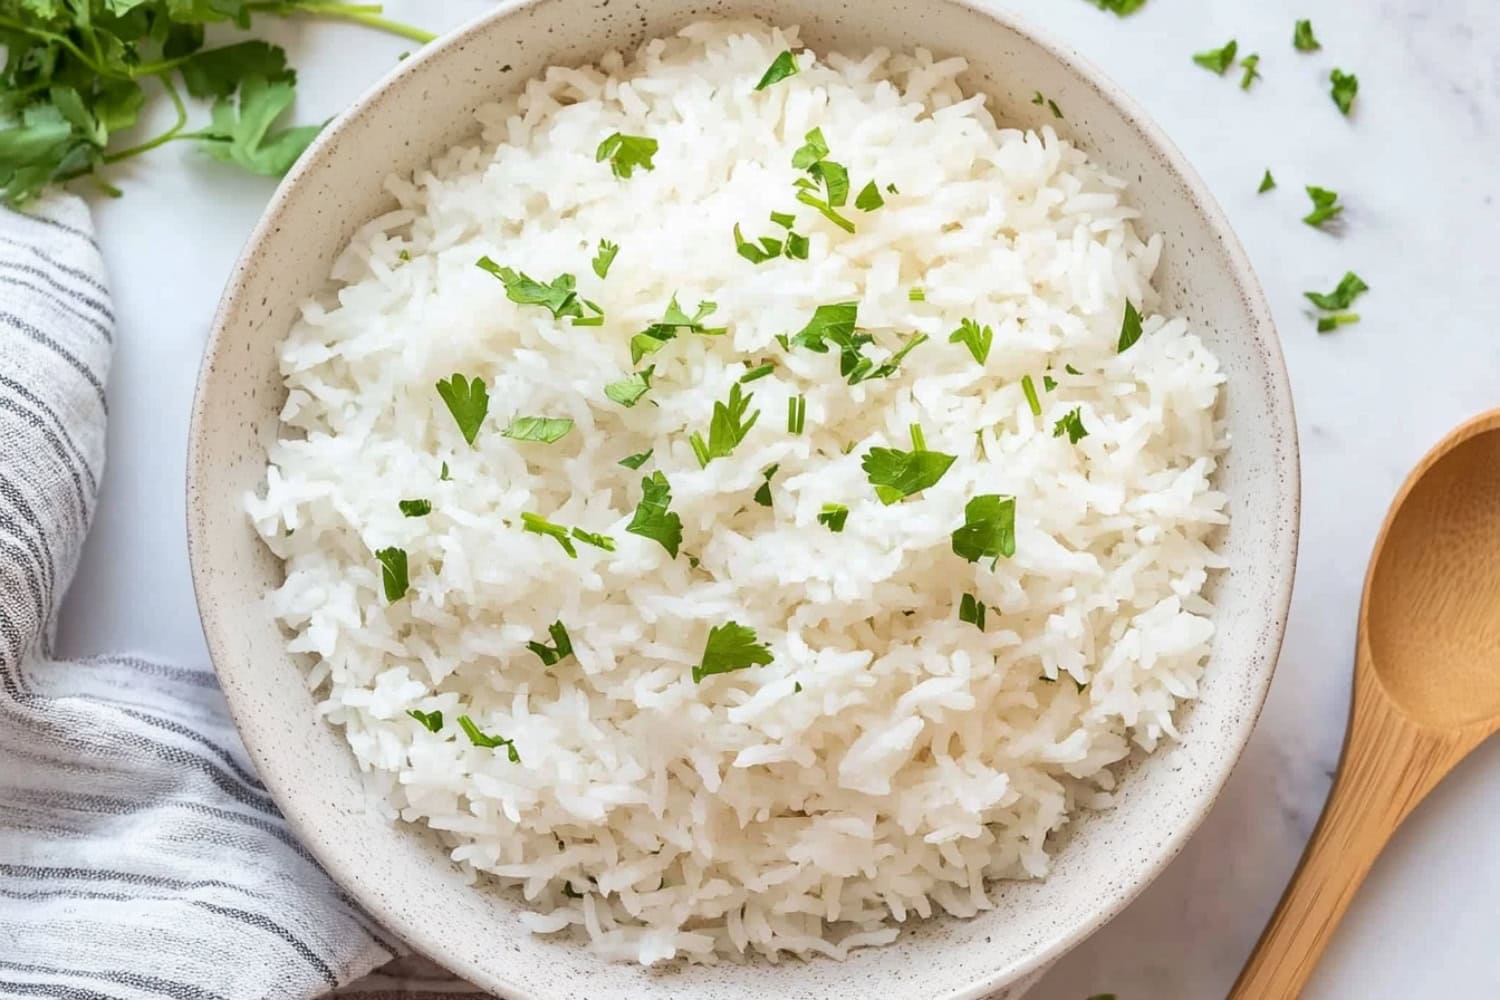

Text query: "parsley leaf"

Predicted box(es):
[1258, 169, 1277, 194]
[1052, 406, 1090, 444]
[502, 415, 574, 444]
[784, 231, 810, 260]
[1117, 301, 1144, 353]
[1317, 312, 1360, 334]
[596, 132, 657, 179]
[855, 181, 885, 211]
[195, 75, 322, 176]
[626, 471, 682, 558]
[817, 503, 849, 532]
[375, 547, 409, 602]
[1293, 19, 1321, 52]
[619, 448, 654, 470]
[629, 297, 724, 364]
[527, 620, 574, 666]
[1021, 374, 1042, 417]
[436, 374, 490, 445]
[862, 424, 956, 505]
[791, 127, 830, 170]
[605, 366, 654, 407]
[754, 50, 799, 90]
[1193, 39, 1239, 75]
[457, 714, 521, 763]
[180, 41, 291, 100]
[689, 383, 760, 467]
[949, 318, 993, 364]
[1304, 272, 1369, 311]
[476, 258, 583, 320]
[1303, 185, 1343, 228]
[592, 239, 619, 278]
[1240, 54, 1262, 90]
[958, 593, 986, 630]
[734, 222, 783, 264]
[399, 499, 432, 517]
[951, 494, 1017, 564]
[1330, 68, 1358, 116]
[693, 622, 773, 683]
[406, 708, 443, 732]
[788, 302, 859, 352]
[522, 512, 577, 558]
[754, 464, 778, 507]
[770, 210, 797, 229]
[810, 160, 850, 207]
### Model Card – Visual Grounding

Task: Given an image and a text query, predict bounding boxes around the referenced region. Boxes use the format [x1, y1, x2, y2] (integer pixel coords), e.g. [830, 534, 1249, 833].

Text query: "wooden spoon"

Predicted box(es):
[1230, 408, 1500, 999]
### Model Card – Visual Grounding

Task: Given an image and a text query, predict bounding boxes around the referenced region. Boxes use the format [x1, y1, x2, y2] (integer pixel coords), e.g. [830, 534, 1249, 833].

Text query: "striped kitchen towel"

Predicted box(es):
[0, 194, 476, 999]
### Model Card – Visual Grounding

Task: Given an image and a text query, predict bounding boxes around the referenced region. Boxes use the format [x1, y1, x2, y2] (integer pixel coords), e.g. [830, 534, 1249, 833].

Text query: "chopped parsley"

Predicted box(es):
[630, 297, 725, 364]
[457, 714, 521, 762]
[626, 471, 683, 557]
[605, 366, 654, 407]
[862, 424, 956, 505]
[770, 210, 796, 229]
[476, 258, 583, 320]
[1065, 364, 1083, 376]
[788, 395, 807, 435]
[1043, 374, 1058, 392]
[502, 416, 574, 444]
[817, 503, 849, 532]
[399, 499, 432, 517]
[1030, 91, 1063, 118]
[618, 448, 654, 470]
[440, 462, 452, 481]
[735, 222, 785, 264]
[595, 132, 658, 179]
[958, 593, 986, 630]
[1240, 54, 1262, 90]
[398, 250, 411, 262]
[786, 301, 924, 384]
[855, 181, 885, 211]
[570, 527, 616, 552]
[791, 128, 856, 233]
[1303, 185, 1343, 228]
[1305, 272, 1369, 311]
[435, 373, 490, 445]
[526, 620, 574, 666]
[689, 383, 760, 467]
[1317, 312, 1360, 334]
[791, 127, 830, 170]
[909, 288, 926, 303]
[1193, 39, 1239, 75]
[1088, 0, 1146, 14]
[754, 50, 799, 90]
[693, 622, 773, 684]
[1293, 19, 1321, 52]
[407, 708, 443, 732]
[788, 302, 859, 351]
[754, 464, 778, 507]
[1021, 374, 1042, 417]
[1117, 300, 1144, 353]
[572, 299, 606, 328]
[784, 231, 810, 260]
[592, 239, 619, 278]
[1258, 169, 1277, 194]
[739, 362, 777, 384]
[949, 318, 993, 365]
[951, 493, 1017, 565]
[1330, 68, 1358, 115]
[522, 512, 577, 558]
[1053, 406, 1089, 444]
[375, 547, 409, 602]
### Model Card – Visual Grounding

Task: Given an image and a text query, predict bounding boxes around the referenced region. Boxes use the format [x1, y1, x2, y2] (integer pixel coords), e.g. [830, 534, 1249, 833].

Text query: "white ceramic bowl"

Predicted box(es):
[187, 2, 1299, 996]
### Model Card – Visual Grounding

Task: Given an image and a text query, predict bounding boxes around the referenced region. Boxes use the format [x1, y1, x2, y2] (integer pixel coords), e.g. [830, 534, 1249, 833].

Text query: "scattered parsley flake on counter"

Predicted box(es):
[952, 493, 1017, 565]
[862, 424, 957, 505]
[1259, 169, 1277, 193]
[754, 50, 799, 90]
[690, 383, 760, 468]
[817, 503, 849, 532]
[1293, 19, 1321, 52]
[627, 471, 683, 557]
[754, 464, 779, 507]
[855, 181, 885, 211]
[502, 415, 574, 443]
[770, 210, 796, 229]
[592, 239, 619, 278]
[735, 222, 783, 264]
[693, 622, 773, 684]
[1021, 374, 1042, 417]
[570, 527, 616, 552]
[958, 593, 986, 630]
[1317, 312, 1360, 333]
[457, 715, 521, 762]
[522, 512, 578, 558]
[1303, 185, 1343, 228]
[399, 499, 432, 517]
[476, 258, 583, 320]
[949, 318, 993, 364]
[436, 373, 489, 445]
[739, 362, 776, 384]
[1330, 68, 1359, 115]
[595, 132, 658, 178]
[788, 394, 807, 435]
[1053, 407, 1089, 444]
[618, 449, 654, 470]
[1193, 39, 1239, 75]
[605, 366, 655, 407]
[375, 547, 409, 602]
[406, 708, 443, 732]
[527, 620, 574, 666]
[1240, 53, 1262, 90]
[1117, 300, 1144, 353]
[1304, 271, 1369, 311]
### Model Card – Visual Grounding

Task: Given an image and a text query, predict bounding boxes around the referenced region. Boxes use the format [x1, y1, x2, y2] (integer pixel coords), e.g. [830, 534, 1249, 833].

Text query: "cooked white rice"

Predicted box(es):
[246, 22, 1228, 966]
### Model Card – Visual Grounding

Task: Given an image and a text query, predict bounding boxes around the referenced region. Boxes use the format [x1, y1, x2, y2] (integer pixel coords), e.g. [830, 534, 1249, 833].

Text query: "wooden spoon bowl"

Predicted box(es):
[1231, 408, 1500, 998]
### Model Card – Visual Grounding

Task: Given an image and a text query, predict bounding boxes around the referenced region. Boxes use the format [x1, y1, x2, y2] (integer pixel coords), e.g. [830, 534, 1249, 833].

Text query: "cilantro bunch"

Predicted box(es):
[0, 0, 432, 207]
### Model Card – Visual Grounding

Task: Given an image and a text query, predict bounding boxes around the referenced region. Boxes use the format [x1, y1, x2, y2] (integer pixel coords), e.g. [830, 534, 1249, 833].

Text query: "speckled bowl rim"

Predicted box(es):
[187, 1, 1300, 995]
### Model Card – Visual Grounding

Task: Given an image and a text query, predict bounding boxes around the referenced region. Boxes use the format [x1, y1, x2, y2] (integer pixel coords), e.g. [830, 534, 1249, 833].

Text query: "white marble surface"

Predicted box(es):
[55, 0, 1500, 996]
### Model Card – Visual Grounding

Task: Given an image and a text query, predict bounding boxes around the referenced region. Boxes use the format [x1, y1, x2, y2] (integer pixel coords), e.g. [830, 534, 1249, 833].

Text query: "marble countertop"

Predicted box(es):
[58, 0, 1500, 996]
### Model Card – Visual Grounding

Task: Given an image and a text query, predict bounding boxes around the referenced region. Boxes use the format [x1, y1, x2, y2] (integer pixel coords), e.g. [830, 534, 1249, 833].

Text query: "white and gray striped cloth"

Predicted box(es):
[0, 195, 476, 999]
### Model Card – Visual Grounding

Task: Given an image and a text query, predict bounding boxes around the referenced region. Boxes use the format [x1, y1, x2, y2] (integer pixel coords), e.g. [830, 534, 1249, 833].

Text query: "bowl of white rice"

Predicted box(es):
[187, 1, 1298, 997]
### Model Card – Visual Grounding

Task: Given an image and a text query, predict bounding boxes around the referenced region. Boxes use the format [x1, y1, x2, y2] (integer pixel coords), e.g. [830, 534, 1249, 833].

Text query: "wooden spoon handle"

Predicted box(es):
[1229, 690, 1471, 999]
